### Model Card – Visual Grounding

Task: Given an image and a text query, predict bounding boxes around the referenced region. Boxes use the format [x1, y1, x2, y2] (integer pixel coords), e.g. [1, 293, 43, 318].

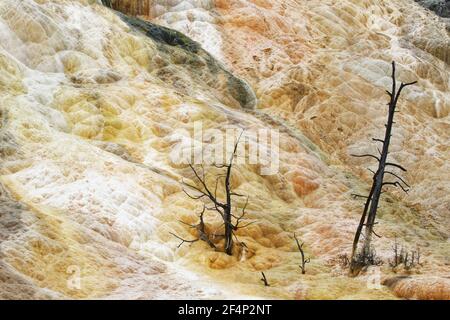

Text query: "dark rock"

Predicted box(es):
[118, 13, 202, 54]
[101, 6, 257, 109]
[415, 0, 450, 18]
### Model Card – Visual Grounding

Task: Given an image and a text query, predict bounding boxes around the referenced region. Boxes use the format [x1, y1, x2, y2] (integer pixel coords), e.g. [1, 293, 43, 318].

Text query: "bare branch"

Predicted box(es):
[212, 163, 228, 169]
[372, 229, 382, 238]
[385, 171, 410, 188]
[178, 220, 197, 229]
[351, 154, 380, 162]
[403, 81, 418, 87]
[386, 162, 407, 172]
[234, 197, 250, 230]
[236, 221, 257, 229]
[382, 181, 409, 193]
[351, 194, 370, 199]
[214, 175, 223, 201]
[391, 81, 417, 110]
[230, 192, 246, 197]
[183, 192, 206, 201]
[372, 138, 384, 144]
[391, 61, 397, 102]
[188, 163, 225, 208]
[376, 147, 382, 156]
[170, 232, 199, 248]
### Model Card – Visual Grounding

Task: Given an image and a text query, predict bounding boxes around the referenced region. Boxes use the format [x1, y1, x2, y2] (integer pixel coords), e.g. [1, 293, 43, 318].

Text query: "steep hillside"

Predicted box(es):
[0, 0, 448, 299]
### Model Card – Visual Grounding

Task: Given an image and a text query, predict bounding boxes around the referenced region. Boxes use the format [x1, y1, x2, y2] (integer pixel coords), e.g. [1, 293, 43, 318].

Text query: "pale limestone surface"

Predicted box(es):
[0, 0, 448, 299]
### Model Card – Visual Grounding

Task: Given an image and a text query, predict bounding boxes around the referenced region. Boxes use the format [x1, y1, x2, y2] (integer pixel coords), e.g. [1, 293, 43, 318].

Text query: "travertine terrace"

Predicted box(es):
[0, 0, 448, 299]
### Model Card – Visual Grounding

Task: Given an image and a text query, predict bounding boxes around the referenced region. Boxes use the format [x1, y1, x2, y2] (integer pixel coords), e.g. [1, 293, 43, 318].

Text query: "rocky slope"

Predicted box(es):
[0, 0, 448, 299]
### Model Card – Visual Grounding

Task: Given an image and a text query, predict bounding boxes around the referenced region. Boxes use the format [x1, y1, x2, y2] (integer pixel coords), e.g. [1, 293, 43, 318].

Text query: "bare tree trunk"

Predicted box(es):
[350, 62, 416, 273]
[350, 184, 375, 264]
[294, 233, 310, 274]
[224, 206, 233, 255]
[363, 63, 416, 255]
[223, 138, 238, 255]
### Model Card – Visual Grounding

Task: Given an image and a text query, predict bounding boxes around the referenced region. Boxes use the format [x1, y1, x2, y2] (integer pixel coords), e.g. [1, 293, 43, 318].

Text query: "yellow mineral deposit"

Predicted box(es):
[0, 0, 448, 300]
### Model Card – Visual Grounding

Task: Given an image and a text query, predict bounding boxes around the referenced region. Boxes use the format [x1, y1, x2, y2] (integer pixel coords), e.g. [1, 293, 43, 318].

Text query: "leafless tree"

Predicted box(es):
[389, 239, 422, 270]
[294, 233, 310, 274]
[391, 238, 400, 268]
[173, 134, 254, 255]
[350, 62, 417, 274]
[260, 272, 270, 287]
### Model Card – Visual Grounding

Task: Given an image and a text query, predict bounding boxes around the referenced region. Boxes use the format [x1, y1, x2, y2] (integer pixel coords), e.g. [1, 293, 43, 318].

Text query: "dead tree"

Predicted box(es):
[388, 239, 422, 270]
[390, 238, 400, 267]
[260, 272, 270, 287]
[174, 135, 253, 255]
[350, 62, 417, 274]
[294, 233, 310, 274]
